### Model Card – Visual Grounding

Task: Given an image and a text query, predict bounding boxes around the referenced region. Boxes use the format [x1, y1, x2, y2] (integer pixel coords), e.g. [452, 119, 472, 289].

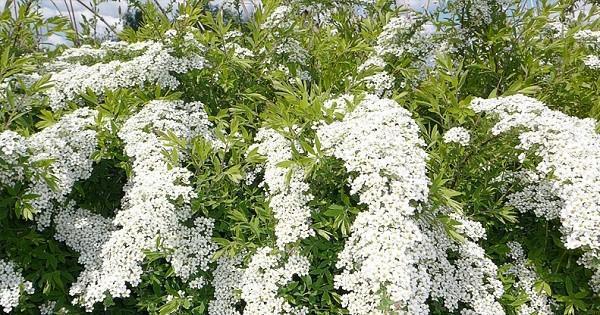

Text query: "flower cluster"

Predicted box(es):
[358, 11, 443, 95]
[443, 127, 471, 146]
[275, 38, 309, 65]
[69, 100, 219, 310]
[208, 254, 245, 315]
[208, 247, 311, 315]
[574, 30, 600, 50]
[543, 21, 568, 38]
[505, 242, 555, 315]
[0, 259, 34, 313]
[472, 94, 600, 291]
[54, 204, 115, 270]
[583, 55, 600, 69]
[579, 251, 600, 293]
[317, 94, 429, 313]
[472, 95, 600, 251]
[317, 94, 504, 314]
[420, 215, 504, 315]
[0, 109, 97, 222]
[208, 0, 261, 22]
[249, 128, 314, 249]
[450, 0, 512, 27]
[317, 94, 429, 208]
[38, 300, 57, 315]
[375, 12, 427, 57]
[262, 5, 293, 30]
[574, 30, 600, 70]
[55, 41, 155, 63]
[45, 38, 207, 111]
[26, 108, 98, 229]
[0, 131, 28, 187]
[504, 170, 563, 220]
[240, 247, 310, 315]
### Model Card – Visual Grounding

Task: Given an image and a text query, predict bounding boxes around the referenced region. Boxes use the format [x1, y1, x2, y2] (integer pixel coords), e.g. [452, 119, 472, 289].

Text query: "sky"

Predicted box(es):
[0, 0, 591, 46]
[0, 0, 439, 45]
[1, 0, 191, 45]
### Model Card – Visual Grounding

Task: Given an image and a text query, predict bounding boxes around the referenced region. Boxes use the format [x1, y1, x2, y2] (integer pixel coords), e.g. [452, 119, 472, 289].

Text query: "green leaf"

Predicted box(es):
[159, 299, 180, 315]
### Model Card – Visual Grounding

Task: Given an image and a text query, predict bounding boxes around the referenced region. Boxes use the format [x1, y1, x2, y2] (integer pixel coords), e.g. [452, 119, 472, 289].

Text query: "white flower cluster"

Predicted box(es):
[0, 259, 34, 313]
[208, 0, 261, 22]
[358, 11, 442, 95]
[259, 3, 321, 83]
[0, 130, 28, 187]
[56, 41, 155, 63]
[208, 248, 312, 315]
[471, 95, 600, 250]
[26, 108, 98, 229]
[543, 21, 568, 38]
[362, 71, 395, 97]
[504, 170, 563, 220]
[317, 94, 429, 208]
[275, 38, 309, 65]
[505, 242, 555, 315]
[375, 12, 425, 57]
[39, 300, 57, 315]
[262, 5, 293, 29]
[420, 216, 504, 315]
[574, 30, 600, 49]
[574, 30, 600, 70]
[450, 0, 511, 26]
[208, 248, 311, 315]
[69, 100, 219, 311]
[45, 40, 207, 111]
[54, 204, 115, 269]
[225, 42, 255, 59]
[579, 251, 600, 293]
[317, 94, 428, 313]
[222, 30, 254, 58]
[249, 128, 314, 249]
[472, 94, 600, 291]
[583, 55, 600, 69]
[240, 247, 309, 315]
[208, 254, 244, 315]
[317, 94, 504, 314]
[443, 127, 471, 146]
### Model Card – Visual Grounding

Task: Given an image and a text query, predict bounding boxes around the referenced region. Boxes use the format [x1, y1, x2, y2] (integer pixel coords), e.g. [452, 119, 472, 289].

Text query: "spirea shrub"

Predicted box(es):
[1, 0, 600, 314]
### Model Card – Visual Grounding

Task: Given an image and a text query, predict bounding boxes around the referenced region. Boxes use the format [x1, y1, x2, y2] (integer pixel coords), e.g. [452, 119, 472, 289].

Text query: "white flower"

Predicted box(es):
[275, 38, 309, 65]
[472, 95, 600, 251]
[262, 5, 293, 29]
[240, 247, 310, 315]
[504, 170, 563, 220]
[362, 71, 394, 97]
[39, 300, 57, 315]
[249, 128, 314, 249]
[317, 94, 503, 314]
[472, 95, 600, 291]
[0, 259, 34, 313]
[45, 41, 206, 111]
[68, 100, 219, 311]
[0, 131, 28, 187]
[225, 42, 255, 59]
[583, 55, 600, 69]
[26, 108, 98, 229]
[54, 204, 115, 269]
[443, 127, 471, 146]
[505, 242, 555, 315]
[208, 254, 244, 315]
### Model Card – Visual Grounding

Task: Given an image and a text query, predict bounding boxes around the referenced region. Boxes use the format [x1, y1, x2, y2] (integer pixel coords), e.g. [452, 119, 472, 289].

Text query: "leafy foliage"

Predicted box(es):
[1, 0, 600, 314]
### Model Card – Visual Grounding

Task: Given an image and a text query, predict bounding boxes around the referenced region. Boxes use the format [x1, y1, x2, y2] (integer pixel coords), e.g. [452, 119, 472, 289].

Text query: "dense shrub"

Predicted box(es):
[1, 0, 599, 314]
